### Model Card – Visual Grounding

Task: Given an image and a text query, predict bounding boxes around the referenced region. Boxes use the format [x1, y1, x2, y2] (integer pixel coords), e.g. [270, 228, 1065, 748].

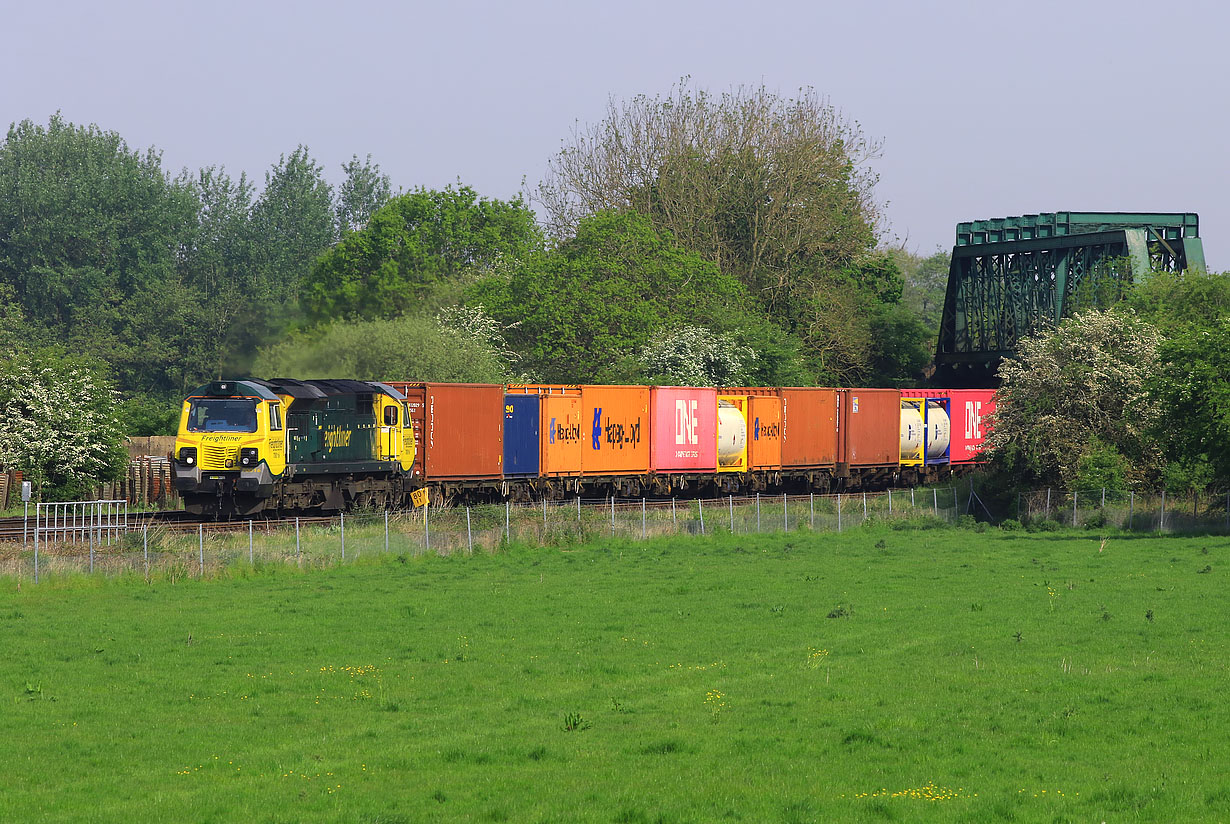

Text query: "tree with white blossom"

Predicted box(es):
[0, 349, 128, 500]
[638, 325, 755, 387]
[986, 308, 1163, 488]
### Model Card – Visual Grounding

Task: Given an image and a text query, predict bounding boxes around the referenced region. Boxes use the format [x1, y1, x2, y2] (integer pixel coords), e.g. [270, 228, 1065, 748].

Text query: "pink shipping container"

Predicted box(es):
[930, 389, 996, 463]
[649, 387, 718, 473]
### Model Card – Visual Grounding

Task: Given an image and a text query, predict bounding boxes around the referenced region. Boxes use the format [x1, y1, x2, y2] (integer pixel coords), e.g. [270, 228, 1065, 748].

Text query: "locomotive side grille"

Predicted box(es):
[203, 445, 237, 470]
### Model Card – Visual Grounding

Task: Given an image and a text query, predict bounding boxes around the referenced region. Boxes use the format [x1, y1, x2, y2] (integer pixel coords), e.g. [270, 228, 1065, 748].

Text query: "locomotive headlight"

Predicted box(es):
[239, 447, 259, 468]
[179, 446, 197, 466]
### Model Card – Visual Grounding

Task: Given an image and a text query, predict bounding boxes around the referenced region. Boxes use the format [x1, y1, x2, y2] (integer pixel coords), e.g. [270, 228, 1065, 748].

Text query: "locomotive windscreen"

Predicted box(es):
[187, 399, 258, 433]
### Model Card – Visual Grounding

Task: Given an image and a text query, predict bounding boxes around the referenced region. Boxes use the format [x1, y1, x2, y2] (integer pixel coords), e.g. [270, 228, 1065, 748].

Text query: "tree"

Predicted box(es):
[336, 154, 392, 235]
[253, 314, 514, 384]
[0, 348, 127, 500]
[173, 166, 260, 383]
[1125, 269, 1230, 485]
[0, 115, 198, 391]
[302, 185, 541, 323]
[538, 83, 883, 315]
[865, 302, 933, 387]
[895, 248, 950, 333]
[247, 146, 336, 345]
[536, 82, 920, 384]
[1147, 316, 1230, 483]
[638, 326, 755, 387]
[986, 309, 1163, 488]
[478, 210, 755, 383]
[1127, 268, 1230, 331]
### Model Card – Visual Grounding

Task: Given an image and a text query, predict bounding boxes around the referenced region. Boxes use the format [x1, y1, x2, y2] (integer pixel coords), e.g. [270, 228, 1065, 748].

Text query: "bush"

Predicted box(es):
[889, 515, 949, 531]
[999, 518, 1023, 531]
[1074, 436, 1130, 491]
[1083, 511, 1109, 529]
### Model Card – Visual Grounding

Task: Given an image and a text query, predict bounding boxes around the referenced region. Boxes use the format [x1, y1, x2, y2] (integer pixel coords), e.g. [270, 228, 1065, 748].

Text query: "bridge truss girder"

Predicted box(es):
[934, 229, 1205, 387]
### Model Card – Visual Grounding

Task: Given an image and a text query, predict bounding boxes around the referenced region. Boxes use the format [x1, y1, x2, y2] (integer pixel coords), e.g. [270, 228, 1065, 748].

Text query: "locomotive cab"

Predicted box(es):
[173, 380, 287, 517]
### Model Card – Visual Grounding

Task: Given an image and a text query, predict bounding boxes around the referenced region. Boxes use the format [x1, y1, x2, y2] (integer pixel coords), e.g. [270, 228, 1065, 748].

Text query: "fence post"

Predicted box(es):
[1073, 491, 1078, 527]
[757, 493, 761, 532]
[296, 517, 301, 563]
[144, 524, 149, 576]
[933, 488, 938, 518]
[1017, 492, 1021, 522]
[90, 515, 95, 574]
[385, 510, 390, 553]
[506, 501, 511, 542]
[888, 488, 892, 515]
[610, 496, 615, 535]
[1101, 488, 1106, 509]
[911, 487, 915, 508]
[34, 505, 39, 584]
[642, 498, 646, 540]
[810, 492, 814, 529]
[1046, 488, 1051, 519]
[341, 512, 346, 561]
[579, 495, 582, 523]
[698, 497, 705, 535]
[863, 492, 867, 521]
[543, 496, 547, 528]
[838, 493, 843, 532]
[729, 494, 734, 533]
[425, 505, 430, 551]
[783, 493, 788, 531]
[249, 520, 254, 564]
[466, 506, 473, 554]
[1128, 492, 1134, 530]
[1160, 490, 1166, 533]
[198, 524, 204, 576]
[672, 497, 676, 525]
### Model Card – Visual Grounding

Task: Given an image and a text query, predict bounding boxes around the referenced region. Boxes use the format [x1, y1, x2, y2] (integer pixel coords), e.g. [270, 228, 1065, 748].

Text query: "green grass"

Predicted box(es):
[1, 524, 1226, 823]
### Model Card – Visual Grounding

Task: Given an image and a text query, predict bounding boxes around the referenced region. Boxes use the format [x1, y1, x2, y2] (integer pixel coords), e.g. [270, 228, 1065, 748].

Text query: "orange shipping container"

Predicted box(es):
[389, 383, 504, 480]
[541, 393, 584, 476]
[780, 388, 838, 468]
[838, 389, 899, 467]
[748, 395, 783, 470]
[582, 386, 650, 475]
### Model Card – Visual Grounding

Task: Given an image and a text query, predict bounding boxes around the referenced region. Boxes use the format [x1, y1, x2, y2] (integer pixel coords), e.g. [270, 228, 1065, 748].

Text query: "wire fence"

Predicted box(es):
[1, 485, 1224, 581]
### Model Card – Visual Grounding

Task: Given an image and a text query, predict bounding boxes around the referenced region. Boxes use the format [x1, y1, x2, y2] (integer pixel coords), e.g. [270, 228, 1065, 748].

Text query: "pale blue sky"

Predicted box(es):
[4, 0, 1226, 267]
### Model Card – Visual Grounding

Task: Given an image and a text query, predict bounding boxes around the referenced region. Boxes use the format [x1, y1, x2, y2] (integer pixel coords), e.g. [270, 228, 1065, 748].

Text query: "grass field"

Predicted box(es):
[1, 522, 1226, 823]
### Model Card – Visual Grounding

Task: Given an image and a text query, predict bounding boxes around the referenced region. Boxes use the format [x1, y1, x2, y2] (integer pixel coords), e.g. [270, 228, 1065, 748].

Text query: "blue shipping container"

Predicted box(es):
[503, 394, 541, 476]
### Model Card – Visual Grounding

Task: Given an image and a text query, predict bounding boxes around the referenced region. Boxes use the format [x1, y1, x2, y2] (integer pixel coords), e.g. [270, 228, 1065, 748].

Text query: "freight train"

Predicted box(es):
[172, 379, 994, 519]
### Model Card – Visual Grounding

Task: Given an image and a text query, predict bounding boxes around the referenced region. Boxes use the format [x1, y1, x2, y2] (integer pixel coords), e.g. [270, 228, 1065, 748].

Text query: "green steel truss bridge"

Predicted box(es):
[934, 211, 1206, 387]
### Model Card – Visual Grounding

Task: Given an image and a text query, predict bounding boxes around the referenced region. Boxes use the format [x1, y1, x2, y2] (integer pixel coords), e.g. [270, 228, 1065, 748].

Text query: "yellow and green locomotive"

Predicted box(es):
[172, 379, 416, 518]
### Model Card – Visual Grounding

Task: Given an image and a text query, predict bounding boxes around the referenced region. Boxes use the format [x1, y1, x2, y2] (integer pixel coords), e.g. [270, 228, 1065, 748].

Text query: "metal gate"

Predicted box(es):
[33, 500, 130, 581]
